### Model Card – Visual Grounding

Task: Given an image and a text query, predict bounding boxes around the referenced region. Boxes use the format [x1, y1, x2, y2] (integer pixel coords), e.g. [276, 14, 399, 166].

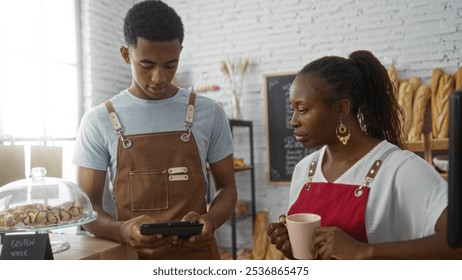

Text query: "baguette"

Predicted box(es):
[407, 84, 431, 142]
[454, 66, 462, 90]
[387, 64, 399, 95]
[251, 211, 269, 260]
[264, 244, 285, 260]
[431, 68, 444, 96]
[398, 81, 414, 140]
[432, 73, 454, 139]
[430, 68, 444, 137]
[408, 76, 421, 93]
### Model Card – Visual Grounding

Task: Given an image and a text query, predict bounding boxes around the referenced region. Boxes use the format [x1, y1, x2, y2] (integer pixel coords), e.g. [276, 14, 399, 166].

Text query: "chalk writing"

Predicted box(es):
[10, 237, 35, 248]
[10, 250, 28, 257]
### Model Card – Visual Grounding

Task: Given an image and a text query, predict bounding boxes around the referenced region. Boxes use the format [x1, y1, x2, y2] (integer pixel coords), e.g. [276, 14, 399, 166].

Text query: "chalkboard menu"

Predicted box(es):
[264, 72, 319, 184]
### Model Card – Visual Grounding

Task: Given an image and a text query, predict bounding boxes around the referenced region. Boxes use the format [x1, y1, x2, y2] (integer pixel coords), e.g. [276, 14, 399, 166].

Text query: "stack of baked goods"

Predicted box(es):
[0, 201, 84, 229]
[388, 64, 428, 142]
[387, 65, 462, 142]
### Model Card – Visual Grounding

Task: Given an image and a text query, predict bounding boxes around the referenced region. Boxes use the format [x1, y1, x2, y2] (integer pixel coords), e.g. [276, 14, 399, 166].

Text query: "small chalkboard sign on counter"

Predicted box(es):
[0, 233, 53, 260]
[264, 72, 319, 184]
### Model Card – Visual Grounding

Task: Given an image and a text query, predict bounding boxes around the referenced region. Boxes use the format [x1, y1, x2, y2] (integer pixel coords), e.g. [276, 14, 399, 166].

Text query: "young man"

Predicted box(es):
[72, 0, 237, 259]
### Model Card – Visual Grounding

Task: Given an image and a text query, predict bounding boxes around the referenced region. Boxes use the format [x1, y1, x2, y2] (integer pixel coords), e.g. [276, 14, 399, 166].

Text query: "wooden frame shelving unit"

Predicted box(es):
[406, 133, 448, 180]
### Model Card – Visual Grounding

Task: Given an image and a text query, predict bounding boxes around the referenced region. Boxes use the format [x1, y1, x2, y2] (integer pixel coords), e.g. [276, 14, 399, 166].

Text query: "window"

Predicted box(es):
[0, 0, 80, 180]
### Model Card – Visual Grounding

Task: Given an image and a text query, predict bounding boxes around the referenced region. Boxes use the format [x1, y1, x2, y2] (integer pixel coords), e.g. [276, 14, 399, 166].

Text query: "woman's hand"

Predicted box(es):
[313, 226, 371, 260]
[120, 215, 175, 258]
[267, 214, 294, 259]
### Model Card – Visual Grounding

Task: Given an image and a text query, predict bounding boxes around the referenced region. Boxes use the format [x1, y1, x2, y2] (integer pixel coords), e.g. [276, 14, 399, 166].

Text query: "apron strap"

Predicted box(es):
[180, 92, 197, 142]
[104, 100, 132, 148]
[355, 146, 400, 197]
[305, 151, 320, 190]
[105, 101, 123, 133]
[184, 92, 196, 128]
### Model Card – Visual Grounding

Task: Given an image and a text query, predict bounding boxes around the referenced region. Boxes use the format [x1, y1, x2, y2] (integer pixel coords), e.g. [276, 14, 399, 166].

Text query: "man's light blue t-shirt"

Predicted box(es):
[72, 88, 234, 185]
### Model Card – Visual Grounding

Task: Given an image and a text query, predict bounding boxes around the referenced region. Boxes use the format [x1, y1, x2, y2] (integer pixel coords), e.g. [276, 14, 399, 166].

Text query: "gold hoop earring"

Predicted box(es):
[336, 119, 351, 145]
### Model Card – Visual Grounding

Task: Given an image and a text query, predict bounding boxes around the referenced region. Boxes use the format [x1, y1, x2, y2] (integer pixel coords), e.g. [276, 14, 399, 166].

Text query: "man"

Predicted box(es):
[73, 0, 237, 259]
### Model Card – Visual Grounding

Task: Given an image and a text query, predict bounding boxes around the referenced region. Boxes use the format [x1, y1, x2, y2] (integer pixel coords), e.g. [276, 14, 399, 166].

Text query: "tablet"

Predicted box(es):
[139, 220, 203, 238]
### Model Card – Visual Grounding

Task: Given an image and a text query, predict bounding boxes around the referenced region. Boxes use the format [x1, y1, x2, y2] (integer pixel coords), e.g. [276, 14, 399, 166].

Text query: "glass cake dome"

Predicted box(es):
[0, 167, 97, 233]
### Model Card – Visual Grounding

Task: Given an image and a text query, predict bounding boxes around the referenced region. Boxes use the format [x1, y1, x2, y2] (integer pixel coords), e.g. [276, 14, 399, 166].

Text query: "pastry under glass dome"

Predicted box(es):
[0, 167, 97, 233]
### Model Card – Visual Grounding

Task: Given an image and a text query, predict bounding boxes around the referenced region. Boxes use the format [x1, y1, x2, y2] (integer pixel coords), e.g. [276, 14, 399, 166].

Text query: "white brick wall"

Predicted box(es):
[80, 0, 137, 111]
[82, 0, 462, 248]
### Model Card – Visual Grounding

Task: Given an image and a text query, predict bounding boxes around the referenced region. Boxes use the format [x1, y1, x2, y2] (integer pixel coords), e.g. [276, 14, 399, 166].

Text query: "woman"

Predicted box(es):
[267, 50, 461, 259]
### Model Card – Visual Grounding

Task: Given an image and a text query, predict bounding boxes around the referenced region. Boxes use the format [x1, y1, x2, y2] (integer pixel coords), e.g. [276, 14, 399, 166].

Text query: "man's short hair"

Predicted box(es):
[123, 0, 184, 47]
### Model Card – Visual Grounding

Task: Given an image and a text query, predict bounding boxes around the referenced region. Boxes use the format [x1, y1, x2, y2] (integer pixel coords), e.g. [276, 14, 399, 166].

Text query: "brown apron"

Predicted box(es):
[105, 92, 220, 259]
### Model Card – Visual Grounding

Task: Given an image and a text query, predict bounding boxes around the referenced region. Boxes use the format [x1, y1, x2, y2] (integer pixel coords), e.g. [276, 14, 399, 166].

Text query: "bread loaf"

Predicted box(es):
[408, 76, 421, 92]
[454, 66, 462, 90]
[398, 81, 414, 140]
[431, 68, 444, 137]
[251, 211, 269, 260]
[264, 243, 285, 260]
[407, 84, 431, 142]
[387, 64, 399, 95]
[432, 73, 454, 139]
[431, 68, 444, 96]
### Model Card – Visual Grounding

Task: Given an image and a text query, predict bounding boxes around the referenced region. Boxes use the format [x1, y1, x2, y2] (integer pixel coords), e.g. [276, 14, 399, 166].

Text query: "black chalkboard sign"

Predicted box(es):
[0, 233, 53, 260]
[264, 72, 319, 184]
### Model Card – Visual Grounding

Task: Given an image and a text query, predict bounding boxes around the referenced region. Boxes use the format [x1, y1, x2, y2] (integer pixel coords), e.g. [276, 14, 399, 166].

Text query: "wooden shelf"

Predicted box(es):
[430, 138, 449, 150]
[406, 133, 448, 180]
[406, 136, 448, 153]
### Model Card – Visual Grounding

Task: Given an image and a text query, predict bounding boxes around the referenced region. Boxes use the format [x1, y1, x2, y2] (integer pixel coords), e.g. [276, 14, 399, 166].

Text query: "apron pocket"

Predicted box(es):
[129, 169, 168, 211]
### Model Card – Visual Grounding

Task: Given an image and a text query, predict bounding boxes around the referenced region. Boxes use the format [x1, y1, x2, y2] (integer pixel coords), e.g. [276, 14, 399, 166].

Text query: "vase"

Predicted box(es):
[232, 92, 243, 120]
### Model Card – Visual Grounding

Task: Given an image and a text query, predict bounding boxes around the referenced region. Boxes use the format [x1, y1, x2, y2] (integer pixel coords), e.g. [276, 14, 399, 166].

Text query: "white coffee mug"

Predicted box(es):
[285, 213, 321, 260]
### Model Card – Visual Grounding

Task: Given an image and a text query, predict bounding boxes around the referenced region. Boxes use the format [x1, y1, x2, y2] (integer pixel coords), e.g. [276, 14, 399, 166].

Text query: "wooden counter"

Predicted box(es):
[0, 233, 138, 260]
[50, 233, 138, 260]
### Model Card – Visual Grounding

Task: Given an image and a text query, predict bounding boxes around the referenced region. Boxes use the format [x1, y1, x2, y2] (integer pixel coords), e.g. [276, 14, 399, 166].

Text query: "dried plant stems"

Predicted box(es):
[220, 57, 250, 119]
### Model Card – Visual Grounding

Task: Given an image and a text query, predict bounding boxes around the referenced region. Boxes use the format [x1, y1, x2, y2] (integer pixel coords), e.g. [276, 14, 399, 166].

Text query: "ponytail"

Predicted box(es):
[298, 50, 405, 148]
[349, 50, 405, 149]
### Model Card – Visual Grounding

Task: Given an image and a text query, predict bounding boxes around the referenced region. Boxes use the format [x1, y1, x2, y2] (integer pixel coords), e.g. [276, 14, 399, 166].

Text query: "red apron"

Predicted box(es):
[105, 92, 220, 259]
[288, 147, 397, 242]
